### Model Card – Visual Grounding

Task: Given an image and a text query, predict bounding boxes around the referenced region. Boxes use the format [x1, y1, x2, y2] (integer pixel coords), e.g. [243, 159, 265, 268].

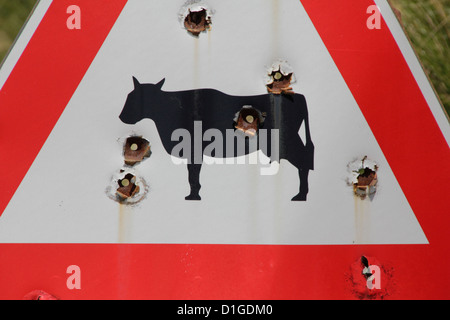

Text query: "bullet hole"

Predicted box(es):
[179, 2, 213, 37]
[265, 60, 296, 95]
[267, 71, 293, 94]
[123, 136, 151, 166]
[233, 105, 266, 136]
[356, 167, 377, 191]
[345, 256, 395, 300]
[361, 255, 369, 267]
[116, 172, 140, 201]
[184, 8, 211, 36]
[361, 256, 373, 279]
[347, 156, 379, 200]
[106, 169, 148, 205]
[23, 290, 58, 300]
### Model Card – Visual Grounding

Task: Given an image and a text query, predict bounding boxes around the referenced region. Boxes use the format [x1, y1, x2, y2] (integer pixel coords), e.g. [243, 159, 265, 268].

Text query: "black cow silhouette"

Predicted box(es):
[119, 77, 314, 201]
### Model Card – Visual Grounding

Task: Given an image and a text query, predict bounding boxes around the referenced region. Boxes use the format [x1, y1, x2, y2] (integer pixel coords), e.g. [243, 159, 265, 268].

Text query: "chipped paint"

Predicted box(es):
[264, 60, 296, 86]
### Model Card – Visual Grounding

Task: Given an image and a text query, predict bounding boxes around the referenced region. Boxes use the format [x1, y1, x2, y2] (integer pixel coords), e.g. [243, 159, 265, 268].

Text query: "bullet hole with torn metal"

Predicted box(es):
[123, 136, 151, 166]
[265, 60, 296, 95]
[233, 105, 266, 136]
[267, 70, 294, 95]
[106, 169, 148, 205]
[116, 172, 140, 201]
[347, 156, 379, 200]
[355, 167, 377, 198]
[180, 2, 213, 37]
[345, 255, 395, 300]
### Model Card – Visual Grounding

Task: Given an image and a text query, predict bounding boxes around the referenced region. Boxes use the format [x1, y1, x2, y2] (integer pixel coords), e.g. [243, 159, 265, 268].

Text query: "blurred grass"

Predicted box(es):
[390, 0, 449, 116]
[0, 0, 448, 116]
[0, 0, 36, 60]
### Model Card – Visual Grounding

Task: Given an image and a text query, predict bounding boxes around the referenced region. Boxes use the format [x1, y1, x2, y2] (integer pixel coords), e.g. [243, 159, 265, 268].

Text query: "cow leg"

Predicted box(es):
[284, 137, 311, 201]
[291, 168, 309, 201]
[185, 163, 202, 200]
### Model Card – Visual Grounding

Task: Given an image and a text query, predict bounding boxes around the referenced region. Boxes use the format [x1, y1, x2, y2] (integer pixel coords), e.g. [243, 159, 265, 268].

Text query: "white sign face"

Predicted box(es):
[0, 0, 429, 245]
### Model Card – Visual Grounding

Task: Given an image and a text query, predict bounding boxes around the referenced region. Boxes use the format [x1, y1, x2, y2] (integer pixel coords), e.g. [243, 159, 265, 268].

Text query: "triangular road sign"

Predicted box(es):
[0, 0, 448, 299]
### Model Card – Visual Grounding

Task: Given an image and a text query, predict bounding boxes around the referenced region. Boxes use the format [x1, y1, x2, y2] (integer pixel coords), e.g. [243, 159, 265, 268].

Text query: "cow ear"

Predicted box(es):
[155, 78, 165, 90]
[132, 76, 140, 88]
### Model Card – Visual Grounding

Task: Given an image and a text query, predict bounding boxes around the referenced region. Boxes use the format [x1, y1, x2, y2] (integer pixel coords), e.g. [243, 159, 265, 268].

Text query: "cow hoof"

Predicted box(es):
[291, 193, 307, 201]
[185, 194, 201, 200]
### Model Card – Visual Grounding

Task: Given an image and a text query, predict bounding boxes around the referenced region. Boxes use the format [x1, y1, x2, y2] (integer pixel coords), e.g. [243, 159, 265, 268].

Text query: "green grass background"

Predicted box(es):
[390, 0, 449, 117]
[0, 0, 448, 116]
[0, 0, 35, 60]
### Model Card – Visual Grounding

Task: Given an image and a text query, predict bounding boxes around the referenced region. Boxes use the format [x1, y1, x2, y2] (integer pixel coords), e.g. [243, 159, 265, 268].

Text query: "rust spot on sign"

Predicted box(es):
[116, 173, 140, 200]
[123, 136, 151, 166]
[354, 167, 378, 199]
[265, 60, 295, 95]
[348, 156, 379, 200]
[184, 8, 211, 36]
[234, 106, 266, 136]
[106, 169, 148, 205]
[266, 70, 294, 95]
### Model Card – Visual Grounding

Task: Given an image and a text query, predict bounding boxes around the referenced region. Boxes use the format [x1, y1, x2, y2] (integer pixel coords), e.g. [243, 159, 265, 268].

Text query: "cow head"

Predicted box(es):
[119, 77, 165, 124]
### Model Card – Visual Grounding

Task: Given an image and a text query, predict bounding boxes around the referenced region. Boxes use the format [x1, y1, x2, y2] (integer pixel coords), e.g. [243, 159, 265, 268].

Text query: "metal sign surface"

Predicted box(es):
[0, 0, 448, 299]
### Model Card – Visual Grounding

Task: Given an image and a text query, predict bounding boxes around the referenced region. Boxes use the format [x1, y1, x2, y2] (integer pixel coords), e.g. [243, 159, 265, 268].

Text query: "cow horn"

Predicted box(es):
[156, 78, 165, 89]
[132, 76, 140, 88]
